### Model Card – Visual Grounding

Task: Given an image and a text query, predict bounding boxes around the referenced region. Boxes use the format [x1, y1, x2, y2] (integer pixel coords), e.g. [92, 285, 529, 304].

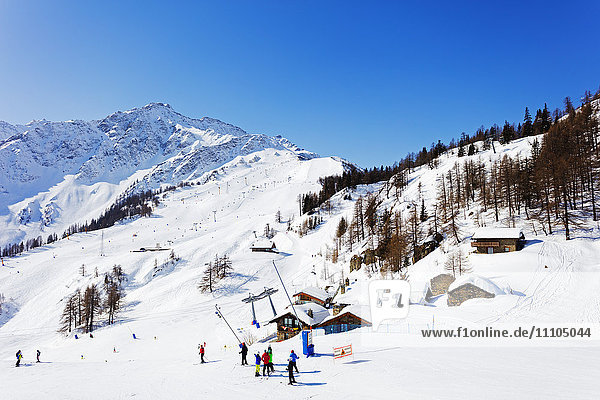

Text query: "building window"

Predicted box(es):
[504, 247, 509, 252]
[283, 317, 299, 328]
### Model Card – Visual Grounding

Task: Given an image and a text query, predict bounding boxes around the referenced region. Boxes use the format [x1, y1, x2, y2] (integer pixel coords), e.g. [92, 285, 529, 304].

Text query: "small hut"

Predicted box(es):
[250, 239, 278, 253]
[471, 228, 525, 254]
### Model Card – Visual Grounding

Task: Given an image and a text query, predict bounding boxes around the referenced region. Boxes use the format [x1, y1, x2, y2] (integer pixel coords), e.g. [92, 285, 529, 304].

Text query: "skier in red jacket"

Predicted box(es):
[199, 342, 206, 363]
[261, 350, 271, 376]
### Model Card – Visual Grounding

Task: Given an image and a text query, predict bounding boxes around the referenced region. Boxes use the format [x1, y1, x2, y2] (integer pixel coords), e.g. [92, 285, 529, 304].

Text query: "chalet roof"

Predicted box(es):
[448, 274, 507, 296]
[269, 303, 330, 326]
[319, 305, 371, 325]
[251, 238, 276, 248]
[293, 286, 330, 302]
[472, 227, 523, 240]
[334, 281, 369, 305]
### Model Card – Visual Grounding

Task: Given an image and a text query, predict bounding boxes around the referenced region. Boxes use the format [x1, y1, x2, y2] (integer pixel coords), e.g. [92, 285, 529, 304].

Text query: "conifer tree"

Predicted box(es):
[523, 107, 533, 137]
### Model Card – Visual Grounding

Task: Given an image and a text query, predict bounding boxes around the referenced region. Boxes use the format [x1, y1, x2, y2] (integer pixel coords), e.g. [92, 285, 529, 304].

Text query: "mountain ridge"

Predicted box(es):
[0, 103, 334, 247]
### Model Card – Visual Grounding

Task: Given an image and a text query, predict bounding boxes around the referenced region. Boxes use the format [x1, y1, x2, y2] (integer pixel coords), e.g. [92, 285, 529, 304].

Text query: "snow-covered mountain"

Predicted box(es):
[0, 103, 329, 246]
[0, 127, 598, 399]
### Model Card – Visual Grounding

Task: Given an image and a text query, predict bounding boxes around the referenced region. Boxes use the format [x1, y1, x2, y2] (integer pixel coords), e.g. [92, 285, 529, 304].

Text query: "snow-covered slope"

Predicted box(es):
[0, 104, 323, 246]
[315, 133, 600, 327]
[0, 133, 598, 399]
[0, 107, 599, 399]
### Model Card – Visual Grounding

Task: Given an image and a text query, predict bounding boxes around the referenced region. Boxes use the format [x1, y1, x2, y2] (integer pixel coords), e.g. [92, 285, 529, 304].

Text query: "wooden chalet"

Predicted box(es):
[268, 303, 330, 341]
[317, 305, 371, 334]
[471, 228, 525, 254]
[250, 239, 278, 253]
[293, 286, 330, 306]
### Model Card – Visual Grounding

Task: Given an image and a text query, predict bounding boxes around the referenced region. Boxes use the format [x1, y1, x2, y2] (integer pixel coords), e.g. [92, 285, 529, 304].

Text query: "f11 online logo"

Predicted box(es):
[369, 280, 410, 331]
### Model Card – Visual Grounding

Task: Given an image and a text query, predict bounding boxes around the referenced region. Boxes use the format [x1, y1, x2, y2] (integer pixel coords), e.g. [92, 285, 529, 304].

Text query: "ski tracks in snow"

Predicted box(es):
[489, 240, 584, 323]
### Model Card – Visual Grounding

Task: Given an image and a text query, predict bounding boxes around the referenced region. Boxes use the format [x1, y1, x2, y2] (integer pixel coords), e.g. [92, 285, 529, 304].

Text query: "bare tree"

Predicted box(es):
[444, 248, 471, 277]
[82, 284, 102, 333]
[59, 293, 78, 333]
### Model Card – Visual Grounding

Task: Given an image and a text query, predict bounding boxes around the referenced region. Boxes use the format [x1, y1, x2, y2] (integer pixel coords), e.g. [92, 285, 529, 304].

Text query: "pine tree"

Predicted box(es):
[541, 103, 552, 133]
[419, 199, 428, 222]
[467, 143, 477, 156]
[522, 107, 533, 137]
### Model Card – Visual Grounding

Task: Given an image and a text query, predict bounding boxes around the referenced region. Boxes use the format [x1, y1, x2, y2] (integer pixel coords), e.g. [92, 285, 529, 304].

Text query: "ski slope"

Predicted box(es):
[1, 140, 599, 399]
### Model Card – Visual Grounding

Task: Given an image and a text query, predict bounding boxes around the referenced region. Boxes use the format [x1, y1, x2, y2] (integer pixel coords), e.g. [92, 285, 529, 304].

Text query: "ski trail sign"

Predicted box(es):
[333, 344, 352, 359]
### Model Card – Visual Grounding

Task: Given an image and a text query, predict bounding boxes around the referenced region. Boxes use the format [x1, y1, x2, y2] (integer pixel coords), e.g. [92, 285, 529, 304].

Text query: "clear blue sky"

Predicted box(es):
[0, 0, 598, 167]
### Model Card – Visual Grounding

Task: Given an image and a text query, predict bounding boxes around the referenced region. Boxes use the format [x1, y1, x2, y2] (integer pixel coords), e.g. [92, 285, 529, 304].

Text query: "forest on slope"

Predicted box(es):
[301, 88, 600, 276]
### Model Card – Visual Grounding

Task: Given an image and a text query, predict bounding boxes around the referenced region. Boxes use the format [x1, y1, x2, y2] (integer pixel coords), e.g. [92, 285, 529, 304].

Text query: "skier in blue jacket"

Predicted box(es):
[289, 350, 299, 373]
[254, 353, 261, 377]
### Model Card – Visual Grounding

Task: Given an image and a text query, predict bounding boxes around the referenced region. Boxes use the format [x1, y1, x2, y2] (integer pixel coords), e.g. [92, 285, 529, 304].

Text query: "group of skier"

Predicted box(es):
[246, 344, 299, 385]
[259, 347, 274, 376]
[17, 340, 301, 385]
[15, 349, 41, 367]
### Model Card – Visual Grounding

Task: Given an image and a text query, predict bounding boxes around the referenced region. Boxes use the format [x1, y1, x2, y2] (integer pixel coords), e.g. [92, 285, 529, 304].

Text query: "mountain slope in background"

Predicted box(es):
[0, 103, 328, 246]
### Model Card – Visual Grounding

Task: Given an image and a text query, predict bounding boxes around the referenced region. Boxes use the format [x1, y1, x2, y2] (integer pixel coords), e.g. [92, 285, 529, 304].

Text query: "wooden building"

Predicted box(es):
[268, 303, 329, 341]
[471, 228, 525, 254]
[317, 305, 371, 334]
[250, 239, 278, 253]
[293, 286, 330, 306]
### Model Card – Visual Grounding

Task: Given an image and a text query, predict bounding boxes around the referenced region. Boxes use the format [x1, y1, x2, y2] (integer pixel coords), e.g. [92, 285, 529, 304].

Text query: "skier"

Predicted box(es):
[15, 350, 23, 367]
[240, 342, 248, 365]
[287, 357, 297, 385]
[199, 342, 206, 363]
[267, 345, 274, 373]
[36, 349, 41, 363]
[289, 349, 299, 373]
[254, 352, 261, 377]
[261, 350, 271, 376]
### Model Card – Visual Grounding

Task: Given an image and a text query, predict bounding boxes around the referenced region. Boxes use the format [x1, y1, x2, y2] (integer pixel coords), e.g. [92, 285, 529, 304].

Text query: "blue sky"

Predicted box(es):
[0, 0, 598, 167]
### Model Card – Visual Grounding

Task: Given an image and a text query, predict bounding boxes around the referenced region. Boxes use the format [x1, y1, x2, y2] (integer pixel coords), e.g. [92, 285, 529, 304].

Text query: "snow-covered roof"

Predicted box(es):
[472, 227, 523, 240]
[251, 238, 276, 248]
[448, 274, 507, 296]
[293, 286, 330, 302]
[334, 281, 369, 305]
[269, 302, 330, 326]
[320, 304, 371, 325]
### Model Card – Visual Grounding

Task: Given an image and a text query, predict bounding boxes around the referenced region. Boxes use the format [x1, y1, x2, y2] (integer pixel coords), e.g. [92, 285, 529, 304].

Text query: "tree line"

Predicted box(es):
[324, 88, 599, 277]
[433, 91, 599, 241]
[300, 88, 600, 216]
